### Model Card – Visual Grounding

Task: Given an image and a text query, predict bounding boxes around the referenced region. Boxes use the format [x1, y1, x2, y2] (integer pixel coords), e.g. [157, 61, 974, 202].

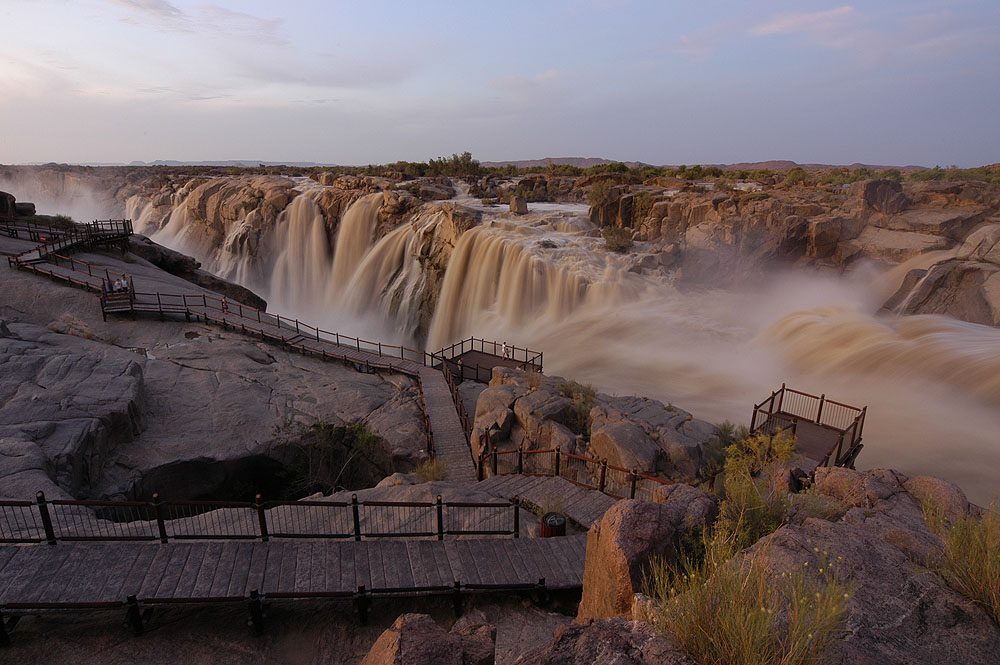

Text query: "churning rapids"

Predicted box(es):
[130, 185, 1000, 505]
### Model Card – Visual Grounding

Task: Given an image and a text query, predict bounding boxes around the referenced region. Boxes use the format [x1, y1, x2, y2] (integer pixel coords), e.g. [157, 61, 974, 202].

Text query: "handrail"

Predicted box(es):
[476, 444, 673, 500]
[750, 384, 865, 468]
[0, 491, 522, 544]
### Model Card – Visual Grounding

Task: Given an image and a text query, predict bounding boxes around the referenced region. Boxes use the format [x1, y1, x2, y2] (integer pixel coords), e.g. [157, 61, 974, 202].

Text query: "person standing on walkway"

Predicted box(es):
[502, 342, 510, 359]
[221, 297, 229, 313]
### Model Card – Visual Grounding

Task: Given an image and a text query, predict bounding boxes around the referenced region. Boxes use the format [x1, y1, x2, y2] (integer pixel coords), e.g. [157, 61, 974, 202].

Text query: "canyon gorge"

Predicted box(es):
[3, 164, 999, 505]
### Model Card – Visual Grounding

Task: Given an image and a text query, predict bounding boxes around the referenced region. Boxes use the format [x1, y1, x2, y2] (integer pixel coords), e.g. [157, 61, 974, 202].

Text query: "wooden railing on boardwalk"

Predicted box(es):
[477, 440, 674, 502]
[751, 384, 866, 468]
[432, 337, 543, 373]
[0, 491, 521, 544]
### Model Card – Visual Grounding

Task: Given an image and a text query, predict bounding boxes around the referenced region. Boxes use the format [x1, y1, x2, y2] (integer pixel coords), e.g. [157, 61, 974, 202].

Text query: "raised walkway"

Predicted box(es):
[0, 536, 585, 608]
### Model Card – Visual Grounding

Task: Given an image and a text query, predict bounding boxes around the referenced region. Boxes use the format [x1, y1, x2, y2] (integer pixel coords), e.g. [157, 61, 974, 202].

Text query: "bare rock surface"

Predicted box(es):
[0, 322, 144, 499]
[514, 618, 697, 665]
[361, 612, 495, 665]
[752, 517, 1000, 665]
[0, 236, 426, 501]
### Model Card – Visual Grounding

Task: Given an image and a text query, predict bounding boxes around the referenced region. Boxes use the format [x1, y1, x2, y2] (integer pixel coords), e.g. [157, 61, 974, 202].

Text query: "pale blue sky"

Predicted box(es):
[1, 0, 998, 166]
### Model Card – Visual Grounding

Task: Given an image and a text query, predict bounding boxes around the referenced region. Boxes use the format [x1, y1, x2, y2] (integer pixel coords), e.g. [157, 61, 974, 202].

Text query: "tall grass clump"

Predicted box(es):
[716, 431, 797, 548]
[646, 531, 850, 665]
[923, 501, 1000, 623]
[414, 458, 448, 482]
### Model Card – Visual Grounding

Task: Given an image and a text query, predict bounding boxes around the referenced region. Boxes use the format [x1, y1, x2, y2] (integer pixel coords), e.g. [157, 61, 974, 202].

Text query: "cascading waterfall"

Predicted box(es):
[119, 183, 1000, 503]
[270, 193, 335, 316]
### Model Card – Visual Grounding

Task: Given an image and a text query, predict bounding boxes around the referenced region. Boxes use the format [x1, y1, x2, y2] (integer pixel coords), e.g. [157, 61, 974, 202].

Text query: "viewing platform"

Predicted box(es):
[751, 384, 866, 472]
[432, 337, 543, 384]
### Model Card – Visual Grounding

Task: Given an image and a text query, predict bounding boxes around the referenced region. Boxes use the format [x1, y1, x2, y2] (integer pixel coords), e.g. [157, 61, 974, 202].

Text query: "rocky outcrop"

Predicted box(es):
[129, 234, 267, 309]
[515, 618, 696, 665]
[472, 369, 715, 482]
[510, 196, 528, 215]
[753, 517, 1000, 665]
[0, 323, 144, 499]
[361, 611, 495, 665]
[856, 178, 910, 214]
[578, 489, 717, 621]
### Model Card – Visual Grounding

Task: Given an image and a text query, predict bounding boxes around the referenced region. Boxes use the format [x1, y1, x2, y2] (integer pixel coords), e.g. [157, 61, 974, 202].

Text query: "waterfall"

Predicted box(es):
[329, 193, 384, 296]
[270, 193, 334, 315]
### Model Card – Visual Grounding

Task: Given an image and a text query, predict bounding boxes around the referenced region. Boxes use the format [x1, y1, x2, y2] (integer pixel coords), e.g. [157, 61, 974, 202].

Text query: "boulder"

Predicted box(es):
[578, 489, 717, 620]
[515, 618, 696, 665]
[751, 518, 1000, 665]
[812, 467, 952, 563]
[360, 612, 495, 665]
[14, 201, 36, 216]
[857, 179, 910, 214]
[510, 196, 528, 215]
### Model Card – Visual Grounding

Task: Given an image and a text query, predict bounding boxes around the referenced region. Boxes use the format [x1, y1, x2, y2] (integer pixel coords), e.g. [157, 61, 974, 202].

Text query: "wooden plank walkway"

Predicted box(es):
[0, 536, 585, 607]
[477, 475, 617, 529]
[419, 368, 477, 483]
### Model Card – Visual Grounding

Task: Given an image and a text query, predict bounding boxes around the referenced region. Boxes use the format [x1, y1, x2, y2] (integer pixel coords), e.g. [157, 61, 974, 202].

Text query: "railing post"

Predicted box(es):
[630, 468, 638, 499]
[477, 453, 485, 481]
[36, 491, 56, 545]
[777, 383, 785, 413]
[751, 406, 760, 431]
[248, 589, 264, 635]
[356, 585, 369, 625]
[152, 493, 168, 543]
[554, 446, 561, 477]
[436, 494, 444, 541]
[834, 432, 845, 467]
[517, 446, 523, 474]
[0, 610, 8, 647]
[513, 496, 520, 538]
[255, 494, 269, 542]
[599, 460, 608, 493]
[452, 581, 463, 617]
[816, 394, 826, 424]
[126, 595, 143, 635]
[352, 494, 362, 541]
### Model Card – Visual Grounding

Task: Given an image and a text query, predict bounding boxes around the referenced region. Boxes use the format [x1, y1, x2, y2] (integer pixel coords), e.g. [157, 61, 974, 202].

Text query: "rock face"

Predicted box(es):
[510, 196, 528, 215]
[578, 488, 717, 621]
[472, 369, 715, 482]
[515, 618, 696, 665]
[742, 466, 1000, 665]
[0, 323, 144, 499]
[361, 612, 495, 665]
[129, 234, 267, 309]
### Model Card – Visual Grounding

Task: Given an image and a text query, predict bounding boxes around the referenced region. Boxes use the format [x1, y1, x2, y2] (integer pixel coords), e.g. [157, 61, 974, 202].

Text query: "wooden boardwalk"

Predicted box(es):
[478, 475, 617, 529]
[0, 536, 585, 608]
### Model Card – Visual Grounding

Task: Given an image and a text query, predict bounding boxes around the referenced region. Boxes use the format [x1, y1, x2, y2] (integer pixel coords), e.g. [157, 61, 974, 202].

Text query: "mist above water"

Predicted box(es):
[131, 191, 1000, 505]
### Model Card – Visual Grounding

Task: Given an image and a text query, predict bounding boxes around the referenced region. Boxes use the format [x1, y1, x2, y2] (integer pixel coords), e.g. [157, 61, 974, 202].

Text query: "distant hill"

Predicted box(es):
[480, 157, 650, 169]
[721, 160, 926, 172]
[479, 157, 926, 172]
[128, 160, 337, 168]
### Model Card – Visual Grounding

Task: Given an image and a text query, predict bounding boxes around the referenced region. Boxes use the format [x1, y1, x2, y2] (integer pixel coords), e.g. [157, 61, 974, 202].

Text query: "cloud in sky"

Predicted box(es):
[1, 0, 998, 166]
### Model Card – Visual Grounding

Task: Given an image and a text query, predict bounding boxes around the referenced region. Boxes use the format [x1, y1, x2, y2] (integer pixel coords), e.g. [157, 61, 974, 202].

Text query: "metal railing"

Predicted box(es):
[477, 441, 674, 501]
[751, 384, 866, 468]
[431, 337, 543, 373]
[0, 492, 521, 544]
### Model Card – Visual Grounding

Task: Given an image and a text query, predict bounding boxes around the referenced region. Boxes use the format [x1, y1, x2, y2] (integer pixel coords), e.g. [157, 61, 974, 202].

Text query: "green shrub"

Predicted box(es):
[714, 179, 734, 192]
[414, 458, 448, 482]
[556, 380, 596, 435]
[602, 226, 633, 253]
[741, 191, 771, 203]
[924, 501, 1000, 623]
[632, 191, 653, 222]
[785, 167, 809, 185]
[588, 179, 615, 208]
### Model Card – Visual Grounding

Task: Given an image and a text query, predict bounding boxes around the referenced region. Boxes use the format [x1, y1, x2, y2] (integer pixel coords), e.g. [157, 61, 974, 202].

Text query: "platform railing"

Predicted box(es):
[750, 384, 865, 468]
[0, 492, 521, 544]
[477, 442, 673, 501]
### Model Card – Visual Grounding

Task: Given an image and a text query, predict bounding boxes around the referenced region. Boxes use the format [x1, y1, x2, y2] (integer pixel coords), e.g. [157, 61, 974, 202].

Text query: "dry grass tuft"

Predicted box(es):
[924, 500, 1000, 624]
[414, 458, 448, 483]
